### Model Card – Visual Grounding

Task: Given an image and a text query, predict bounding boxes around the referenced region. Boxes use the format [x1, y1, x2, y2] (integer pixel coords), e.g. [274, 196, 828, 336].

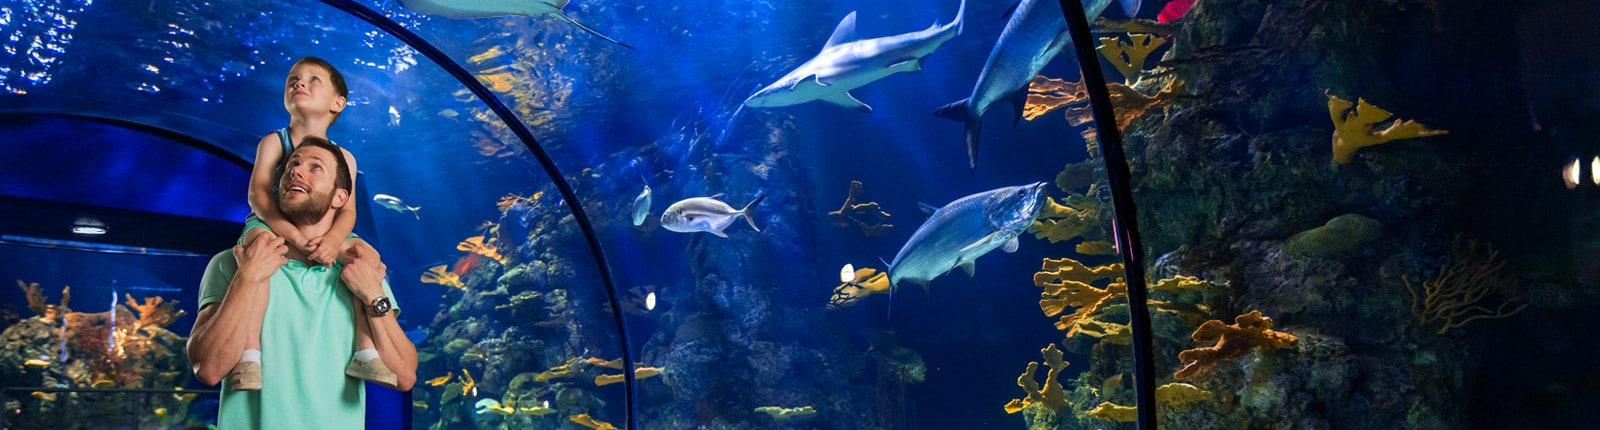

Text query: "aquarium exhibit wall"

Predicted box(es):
[1, 0, 1597, 428]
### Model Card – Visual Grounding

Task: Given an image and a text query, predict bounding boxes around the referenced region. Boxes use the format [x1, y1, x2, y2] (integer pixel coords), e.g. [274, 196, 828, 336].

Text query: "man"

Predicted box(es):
[187, 137, 417, 428]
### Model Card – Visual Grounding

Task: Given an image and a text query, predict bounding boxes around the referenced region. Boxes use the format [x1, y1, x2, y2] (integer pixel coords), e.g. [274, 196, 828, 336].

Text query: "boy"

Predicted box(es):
[228, 56, 397, 390]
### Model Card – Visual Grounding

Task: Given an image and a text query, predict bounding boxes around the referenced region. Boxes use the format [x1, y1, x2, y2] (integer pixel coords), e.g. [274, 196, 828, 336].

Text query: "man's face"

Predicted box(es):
[278, 145, 345, 226]
[283, 62, 345, 118]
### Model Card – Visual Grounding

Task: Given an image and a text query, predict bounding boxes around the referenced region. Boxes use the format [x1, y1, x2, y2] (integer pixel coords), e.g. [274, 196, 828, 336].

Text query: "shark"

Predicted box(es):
[743, 0, 967, 113]
[933, 0, 1123, 169]
[886, 182, 1048, 295]
[398, 0, 633, 49]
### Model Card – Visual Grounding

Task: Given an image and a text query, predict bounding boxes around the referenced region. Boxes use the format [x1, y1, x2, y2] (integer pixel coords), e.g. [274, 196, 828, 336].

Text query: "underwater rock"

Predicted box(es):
[1284, 213, 1383, 258]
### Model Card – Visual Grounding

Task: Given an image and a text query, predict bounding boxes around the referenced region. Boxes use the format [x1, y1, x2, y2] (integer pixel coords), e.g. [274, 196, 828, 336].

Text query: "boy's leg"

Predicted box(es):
[228, 228, 272, 391]
[341, 237, 398, 388]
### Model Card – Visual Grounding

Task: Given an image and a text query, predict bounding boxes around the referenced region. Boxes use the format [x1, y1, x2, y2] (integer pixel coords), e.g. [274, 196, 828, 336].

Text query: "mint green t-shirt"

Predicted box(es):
[198, 246, 397, 429]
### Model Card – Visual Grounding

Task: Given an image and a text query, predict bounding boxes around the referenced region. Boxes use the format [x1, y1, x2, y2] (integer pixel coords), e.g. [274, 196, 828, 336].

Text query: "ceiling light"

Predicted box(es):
[1562, 158, 1581, 189]
[72, 217, 107, 235]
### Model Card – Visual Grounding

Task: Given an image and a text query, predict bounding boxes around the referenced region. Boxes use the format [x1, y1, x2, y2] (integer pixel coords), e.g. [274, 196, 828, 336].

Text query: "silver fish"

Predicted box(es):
[887, 182, 1048, 289]
[660, 193, 767, 238]
[631, 183, 652, 226]
[934, 0, 1115, 169]
[373, 193, 421, 220]
[744, 0, 965, 112]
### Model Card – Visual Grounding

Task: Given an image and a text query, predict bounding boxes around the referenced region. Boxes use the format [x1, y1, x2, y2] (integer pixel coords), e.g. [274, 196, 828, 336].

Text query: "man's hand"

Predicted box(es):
[233, 231, 288, 286]
[340, 249, 388, 305]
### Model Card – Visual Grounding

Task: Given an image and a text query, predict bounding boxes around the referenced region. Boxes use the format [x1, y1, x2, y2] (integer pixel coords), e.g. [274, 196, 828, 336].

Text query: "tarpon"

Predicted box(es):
[398, 0, 633, 49]
[887, 182, 1048, 289]
[660, 193, 767, 238]
[744, 0, 966, 112]
[934, 0, 1116, 169]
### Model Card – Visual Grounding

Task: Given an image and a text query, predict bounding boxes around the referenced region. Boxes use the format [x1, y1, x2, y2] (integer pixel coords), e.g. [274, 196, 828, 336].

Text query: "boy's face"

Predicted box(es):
[283, 62, 346, 121]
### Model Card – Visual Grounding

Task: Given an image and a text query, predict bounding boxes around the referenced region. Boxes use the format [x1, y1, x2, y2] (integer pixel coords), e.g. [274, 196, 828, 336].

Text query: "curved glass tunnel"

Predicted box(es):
[2, 0, 1598, 429]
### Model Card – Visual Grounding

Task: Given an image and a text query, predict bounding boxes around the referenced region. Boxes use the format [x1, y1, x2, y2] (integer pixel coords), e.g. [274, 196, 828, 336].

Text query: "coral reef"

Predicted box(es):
[754, 405, 817, 421]
[826, 180, 893, 237]
[3, 282, 193, 428]
[1174, 310, 1298, 380]
[1326, 90, 1448, 164]
[421, 265, 466, 290]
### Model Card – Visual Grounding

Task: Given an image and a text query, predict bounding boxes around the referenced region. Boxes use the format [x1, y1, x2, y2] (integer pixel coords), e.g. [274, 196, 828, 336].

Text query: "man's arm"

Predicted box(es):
[341, 249, 418, 391]
[187, 233, 287, 386]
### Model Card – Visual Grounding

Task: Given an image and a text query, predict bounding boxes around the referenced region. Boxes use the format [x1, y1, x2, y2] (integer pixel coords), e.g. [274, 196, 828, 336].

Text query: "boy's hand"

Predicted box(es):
[340, 250, 388, 304]
[234, 231, 287, 285]
[277, 228, 313, 254]
[307, 234, 340, 266]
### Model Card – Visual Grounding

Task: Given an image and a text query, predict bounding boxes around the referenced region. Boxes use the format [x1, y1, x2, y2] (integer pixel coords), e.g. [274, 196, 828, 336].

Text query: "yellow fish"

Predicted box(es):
[23, 358, 50, 367]
[425, 373, 454, 387]
[31, 391, 55, 401]
[154, 408, 167, 417]
[412, 401, 430, 409]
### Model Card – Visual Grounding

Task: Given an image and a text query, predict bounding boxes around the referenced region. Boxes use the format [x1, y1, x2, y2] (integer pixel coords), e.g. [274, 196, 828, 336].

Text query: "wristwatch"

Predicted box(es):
[368, 296, 392, 317]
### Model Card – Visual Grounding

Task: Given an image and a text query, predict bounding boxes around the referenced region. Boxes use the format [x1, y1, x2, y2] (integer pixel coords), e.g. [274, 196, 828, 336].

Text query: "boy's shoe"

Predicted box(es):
[228, 361, 262, 391]
[345, 356, 400, 389]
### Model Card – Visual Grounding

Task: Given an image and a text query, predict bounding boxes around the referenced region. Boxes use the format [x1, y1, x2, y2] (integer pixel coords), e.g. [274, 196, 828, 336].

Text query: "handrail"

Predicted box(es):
[1056, 0, 1158, 428]
[315, 1, 639, 428]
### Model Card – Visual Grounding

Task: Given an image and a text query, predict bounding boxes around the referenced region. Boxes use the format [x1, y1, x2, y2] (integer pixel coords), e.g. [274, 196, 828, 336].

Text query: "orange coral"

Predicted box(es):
[17, 280, 70, 320]
[1326, 90, 1448, 164]
[421, 265, 466, 290]
[1025, 75, 1091, 121]
[120, 295, 185, 331]
[1029, 193, 1099, 243]
[1004, 344, 1071, 414]
[827, 180, 893, 237]
[457, 236, 506, 264]
[1173, 310, 1298, 380]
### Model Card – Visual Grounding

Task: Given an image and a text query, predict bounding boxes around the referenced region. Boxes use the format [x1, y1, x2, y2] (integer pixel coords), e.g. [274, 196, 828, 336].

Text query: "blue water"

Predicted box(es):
[0, 0, 1135, 428]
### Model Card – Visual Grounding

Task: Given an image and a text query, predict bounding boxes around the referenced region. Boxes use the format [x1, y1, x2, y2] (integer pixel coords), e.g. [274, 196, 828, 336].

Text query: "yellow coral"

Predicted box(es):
[1004, 344, 1071, 414]
[1076, 240, 1117, 255]
[121, 295, 185, 330]
[1025, 75, 1091, 121]
[594, 366, 662, 387]
[1327, 90, 1448, 164]
[1407, 238, 1527, 334]
[1097, 34, 1167, 84]
[827, 268, 892, 310]
[460, 368, 477, 396]
[1035, 257, 1125, 333]
[570, 413, 619, 430]
[586, 356, 625, 369]
[755, 406, 817, 420]
[421, 265, 466, 290]
[1085, 383, 1212, 422]
[536, 357, 585, 382]
[827, 180, 894, 237]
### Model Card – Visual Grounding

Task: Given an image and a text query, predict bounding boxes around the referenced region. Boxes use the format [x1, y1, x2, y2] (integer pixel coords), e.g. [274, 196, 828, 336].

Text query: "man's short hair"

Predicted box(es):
[292, 136, 351, 193]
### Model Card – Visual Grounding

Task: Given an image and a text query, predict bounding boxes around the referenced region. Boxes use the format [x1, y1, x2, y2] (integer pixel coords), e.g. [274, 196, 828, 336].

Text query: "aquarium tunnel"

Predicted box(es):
[3, 0, 1599, 428]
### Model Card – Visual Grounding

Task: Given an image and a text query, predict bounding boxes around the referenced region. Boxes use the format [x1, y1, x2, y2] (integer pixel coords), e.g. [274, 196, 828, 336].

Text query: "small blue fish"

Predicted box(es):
[405, 328, 429, 344]
[373, 194, 421, 220]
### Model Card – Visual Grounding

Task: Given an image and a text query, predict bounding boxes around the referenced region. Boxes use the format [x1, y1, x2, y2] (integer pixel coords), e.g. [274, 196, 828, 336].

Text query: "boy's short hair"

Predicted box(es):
[293, 136, 352, 193]
[294, 56, 349, 123]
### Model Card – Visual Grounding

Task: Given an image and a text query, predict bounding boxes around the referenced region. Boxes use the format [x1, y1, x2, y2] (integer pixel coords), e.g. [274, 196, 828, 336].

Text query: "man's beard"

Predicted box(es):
[280, 188, 333, 226]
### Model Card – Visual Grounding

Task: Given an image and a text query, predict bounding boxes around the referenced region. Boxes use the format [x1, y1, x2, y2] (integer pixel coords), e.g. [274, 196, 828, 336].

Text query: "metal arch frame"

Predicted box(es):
[1057, 0, 1158, 428]
[315, 1, 641, 427]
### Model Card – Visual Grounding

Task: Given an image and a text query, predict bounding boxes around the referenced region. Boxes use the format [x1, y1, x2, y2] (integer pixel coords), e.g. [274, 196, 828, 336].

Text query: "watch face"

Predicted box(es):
[372, 297, 392, 315]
